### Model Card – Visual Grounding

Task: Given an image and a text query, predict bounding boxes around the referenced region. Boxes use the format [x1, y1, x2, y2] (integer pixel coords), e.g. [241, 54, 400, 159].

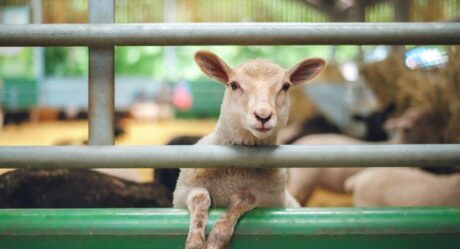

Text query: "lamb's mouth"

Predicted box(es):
[254, 127, 271, 132]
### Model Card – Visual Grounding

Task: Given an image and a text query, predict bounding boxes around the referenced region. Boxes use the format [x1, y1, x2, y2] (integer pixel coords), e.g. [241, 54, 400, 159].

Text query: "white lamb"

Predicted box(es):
[345, 167, 460, 207]
[173, 51, 325, 249]
[287, 107, 445, 205]
[287, 134, 363, 205]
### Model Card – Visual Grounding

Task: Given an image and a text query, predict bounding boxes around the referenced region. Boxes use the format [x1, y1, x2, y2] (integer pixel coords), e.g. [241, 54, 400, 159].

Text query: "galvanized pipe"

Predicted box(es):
[0, 145, 458, 169]
[88, 0, 115, 145]
[0, 23, 459, 46]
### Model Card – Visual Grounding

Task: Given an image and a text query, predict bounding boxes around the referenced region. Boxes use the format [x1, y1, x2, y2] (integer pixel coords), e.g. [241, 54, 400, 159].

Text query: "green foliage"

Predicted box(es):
[335, 46, 360, 64]
[4, 45, 359, 78]
[44, 47, 88, 76]
[179, 45, 361, 79]
[0, 47, 34, 78]
[174, 45, 334, 80]
[115, 46, 164, 77]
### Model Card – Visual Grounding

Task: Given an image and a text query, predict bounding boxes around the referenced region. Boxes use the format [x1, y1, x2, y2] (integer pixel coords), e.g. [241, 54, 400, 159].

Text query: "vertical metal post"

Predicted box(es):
[164, 0, 177, 79]
[393, 0, 410, 54]
[394, 0, 410, 22]
[32, 0, 44, 84]
[353, 0, 366, 65]
[88, 0, 115, 145]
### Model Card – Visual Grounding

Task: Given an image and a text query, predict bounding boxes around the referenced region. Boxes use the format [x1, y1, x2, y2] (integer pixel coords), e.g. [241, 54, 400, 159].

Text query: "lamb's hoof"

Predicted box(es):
[185, 235, 206, 249]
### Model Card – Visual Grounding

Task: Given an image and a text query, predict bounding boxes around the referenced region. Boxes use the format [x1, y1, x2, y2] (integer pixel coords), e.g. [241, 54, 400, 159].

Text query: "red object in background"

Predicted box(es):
[172, 80, 193, 111]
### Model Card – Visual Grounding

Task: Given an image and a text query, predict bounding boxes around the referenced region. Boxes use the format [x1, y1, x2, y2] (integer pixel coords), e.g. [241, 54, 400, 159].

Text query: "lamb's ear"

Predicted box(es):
[195, 50, 232, 84]
[287, 58, 326, 85]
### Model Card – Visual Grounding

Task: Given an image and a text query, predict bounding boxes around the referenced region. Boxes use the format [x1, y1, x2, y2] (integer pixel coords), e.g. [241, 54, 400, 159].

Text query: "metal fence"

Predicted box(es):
[0, 0, 460, 165]
[1, 144, 459, 169]
[1, 1, 460, 249]
[1, 23, 460, 46]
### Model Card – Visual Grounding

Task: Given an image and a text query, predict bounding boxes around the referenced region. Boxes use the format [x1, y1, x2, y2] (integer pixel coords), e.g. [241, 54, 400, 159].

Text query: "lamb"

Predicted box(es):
[173, 51, 325, 249]
[287, 134, 363, 205]
[287, 107, 445, 206]
[345, 167, 460, 207]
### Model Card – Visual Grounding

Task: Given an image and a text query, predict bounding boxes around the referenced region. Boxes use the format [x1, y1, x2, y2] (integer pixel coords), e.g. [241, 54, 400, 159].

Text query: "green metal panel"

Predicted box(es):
[1, 208, 459, 248]
[175, 79, 224, 119]
[1, 78, 38, 110]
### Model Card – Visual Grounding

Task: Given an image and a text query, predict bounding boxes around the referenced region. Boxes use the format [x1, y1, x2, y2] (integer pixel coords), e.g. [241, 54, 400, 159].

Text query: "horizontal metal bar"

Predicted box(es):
[0, 23, 459, 46]
[1, 208, 459, 249]
[0, 145, 458, 168]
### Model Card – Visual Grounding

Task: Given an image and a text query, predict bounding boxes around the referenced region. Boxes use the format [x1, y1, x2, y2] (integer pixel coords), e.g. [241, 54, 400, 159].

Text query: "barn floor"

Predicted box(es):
[0, 119, 352, 207]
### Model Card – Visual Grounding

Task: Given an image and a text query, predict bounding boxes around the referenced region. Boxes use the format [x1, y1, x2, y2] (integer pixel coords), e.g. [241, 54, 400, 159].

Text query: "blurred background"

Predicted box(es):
[0, 0, 459, 206]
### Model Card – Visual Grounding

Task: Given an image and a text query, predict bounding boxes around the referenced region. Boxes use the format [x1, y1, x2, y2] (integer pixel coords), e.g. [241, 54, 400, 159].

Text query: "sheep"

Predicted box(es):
[287, 106, 447, 206]
[154, 135, 202, 192]
[0, 169, 172, 208]
[345, 167, 460, 207]
[276, 115, 341, 145]
[351, 103, 396, 141]
[173, 50, 325, 249]
[287, 134, 363, 205]
[276, 63, 345, 145]
[342, 108, 456, 207]
[383, 107, 446, 144]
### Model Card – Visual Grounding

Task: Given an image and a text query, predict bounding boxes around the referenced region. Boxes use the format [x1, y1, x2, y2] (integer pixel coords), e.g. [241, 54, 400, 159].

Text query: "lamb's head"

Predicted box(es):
[384, 107, 446, 144]
[195, 50, 325, 140]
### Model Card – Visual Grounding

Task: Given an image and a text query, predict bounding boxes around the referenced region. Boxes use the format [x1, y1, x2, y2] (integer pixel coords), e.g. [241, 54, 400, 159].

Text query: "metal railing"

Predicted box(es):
[0, 145, 459, 169]
[1, 23, 460, 46]
[88, 0, 115, 145]
[1, 2, 460, 248]
[0, 0, 459, 168]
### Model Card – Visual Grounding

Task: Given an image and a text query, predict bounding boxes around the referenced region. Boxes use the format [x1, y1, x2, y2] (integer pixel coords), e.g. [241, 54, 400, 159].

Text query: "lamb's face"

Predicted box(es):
[194, 51, 325, 139]
[225, 61, 291, 139]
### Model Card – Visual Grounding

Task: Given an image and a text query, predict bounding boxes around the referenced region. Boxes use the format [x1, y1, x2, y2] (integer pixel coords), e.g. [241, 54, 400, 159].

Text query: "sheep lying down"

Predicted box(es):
[345, 167, 460, 207]
[173, 51, 325, 249]
[287, 134, 364, 205]
[287, 107, 455, 206]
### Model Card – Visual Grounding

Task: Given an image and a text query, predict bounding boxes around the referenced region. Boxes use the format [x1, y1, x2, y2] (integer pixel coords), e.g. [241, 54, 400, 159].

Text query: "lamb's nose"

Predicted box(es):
[254, 112, 273, 124]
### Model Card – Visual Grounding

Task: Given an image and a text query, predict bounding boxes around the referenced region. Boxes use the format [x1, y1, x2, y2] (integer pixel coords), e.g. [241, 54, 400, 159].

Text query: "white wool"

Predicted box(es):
[286, 106, 449, 206]
[345, 168, 460, 207]
[174, 51, 326, 249]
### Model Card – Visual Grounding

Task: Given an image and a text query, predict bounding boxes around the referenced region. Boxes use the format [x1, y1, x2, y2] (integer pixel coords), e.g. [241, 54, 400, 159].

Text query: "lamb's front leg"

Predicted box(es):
[186, 188, 211, 249]
[206, 188, 258, 249]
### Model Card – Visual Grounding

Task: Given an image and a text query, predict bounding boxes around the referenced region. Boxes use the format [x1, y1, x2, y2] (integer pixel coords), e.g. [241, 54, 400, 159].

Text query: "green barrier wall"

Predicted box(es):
[1, 208, 459, 249]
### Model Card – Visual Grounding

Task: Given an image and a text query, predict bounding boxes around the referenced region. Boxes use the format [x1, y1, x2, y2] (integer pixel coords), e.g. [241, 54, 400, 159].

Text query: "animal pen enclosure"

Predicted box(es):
[1, 0, 460, 248]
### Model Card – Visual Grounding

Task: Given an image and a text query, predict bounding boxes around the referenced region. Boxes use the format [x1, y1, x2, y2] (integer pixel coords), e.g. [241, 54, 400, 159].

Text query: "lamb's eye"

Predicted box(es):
[281, 83, 291, 92]
[229, 81, 239, 91]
